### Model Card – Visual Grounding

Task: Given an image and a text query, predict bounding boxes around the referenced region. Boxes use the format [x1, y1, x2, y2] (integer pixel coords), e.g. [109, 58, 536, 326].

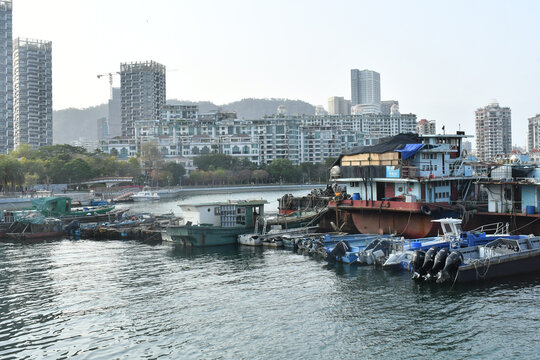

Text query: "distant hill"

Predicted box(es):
[53, 98, 316, 145]
[167, 98, 316, 119]
[53, 104, 107, 144]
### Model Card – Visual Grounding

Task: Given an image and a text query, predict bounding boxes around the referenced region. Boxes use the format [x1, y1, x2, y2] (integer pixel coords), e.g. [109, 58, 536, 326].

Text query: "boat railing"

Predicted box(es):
[470, 222, 509, 235]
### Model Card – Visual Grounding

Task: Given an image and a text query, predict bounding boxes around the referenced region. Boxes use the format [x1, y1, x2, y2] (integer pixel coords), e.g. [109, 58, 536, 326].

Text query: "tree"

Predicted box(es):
[0, 156, 24, 191]
[267, 158, 301, 183]
[162, 162, 186, 185]
[62, 158, 92, 183]
[193, 153, 238, 171]
[37, 144, 87, 159]
[10, 144, 38, 160]
[252, 169, 269, 184]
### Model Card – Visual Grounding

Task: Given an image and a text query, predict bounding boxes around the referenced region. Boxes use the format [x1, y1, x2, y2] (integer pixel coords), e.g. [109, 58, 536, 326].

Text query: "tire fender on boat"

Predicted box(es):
[420, 205, 431, 215]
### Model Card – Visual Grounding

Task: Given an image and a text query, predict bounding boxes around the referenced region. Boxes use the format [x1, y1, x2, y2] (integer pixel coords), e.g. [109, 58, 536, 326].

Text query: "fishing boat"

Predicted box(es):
[7, 197, 126, 224]
[2, 211, 67, 243]
[166, 200, 266, 246]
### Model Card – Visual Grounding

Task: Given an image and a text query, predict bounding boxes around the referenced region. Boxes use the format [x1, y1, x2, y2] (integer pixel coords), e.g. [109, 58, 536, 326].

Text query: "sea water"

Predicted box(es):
[0, 190, 539, 359]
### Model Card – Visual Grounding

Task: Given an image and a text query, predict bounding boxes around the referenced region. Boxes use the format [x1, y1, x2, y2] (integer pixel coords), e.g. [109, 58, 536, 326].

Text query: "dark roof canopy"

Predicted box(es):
[343, 133, 422, 155]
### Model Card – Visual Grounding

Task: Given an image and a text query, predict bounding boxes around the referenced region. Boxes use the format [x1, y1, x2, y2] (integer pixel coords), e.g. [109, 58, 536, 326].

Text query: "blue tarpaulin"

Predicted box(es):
[396, 144, 424, 160]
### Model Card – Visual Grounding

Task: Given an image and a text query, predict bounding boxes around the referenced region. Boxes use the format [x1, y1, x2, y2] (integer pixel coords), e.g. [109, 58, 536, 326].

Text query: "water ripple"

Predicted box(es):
[0, 240, 539, 359]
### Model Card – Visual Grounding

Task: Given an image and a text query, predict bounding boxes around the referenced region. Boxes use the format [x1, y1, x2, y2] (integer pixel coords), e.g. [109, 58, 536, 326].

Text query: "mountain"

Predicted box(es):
[52, 98, 317, 145]
[167, 98, 316, 119]
[53, 104, 107, 144]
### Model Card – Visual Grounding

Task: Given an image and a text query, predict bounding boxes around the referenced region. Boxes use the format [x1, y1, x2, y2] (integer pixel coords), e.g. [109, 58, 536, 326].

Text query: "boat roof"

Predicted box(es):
[431, 218, 462, 224]
[178, 200, 267, 207]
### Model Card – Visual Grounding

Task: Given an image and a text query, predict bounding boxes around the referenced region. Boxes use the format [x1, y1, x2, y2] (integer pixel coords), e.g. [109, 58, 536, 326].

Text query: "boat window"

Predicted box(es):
[237, 208, 245, 214]
[214, 207, 220, 215]
[443, 223, 452, 233]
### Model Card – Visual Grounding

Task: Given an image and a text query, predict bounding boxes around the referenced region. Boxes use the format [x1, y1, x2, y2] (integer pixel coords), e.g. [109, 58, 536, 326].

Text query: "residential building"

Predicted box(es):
[328, 96, 350, 115]
[350, 69, 381, 113]
[381, 100, 399, 115]
[475, 100, 512, 161]
[0, 0, 13, 153]
[13, 38, 53, 149]
[120, 109, 416, 165]
[108, 87, 121, 138]
[417, 119, 436, 135]
[527, 114, 540, 151]
[120, 60, 166, 138]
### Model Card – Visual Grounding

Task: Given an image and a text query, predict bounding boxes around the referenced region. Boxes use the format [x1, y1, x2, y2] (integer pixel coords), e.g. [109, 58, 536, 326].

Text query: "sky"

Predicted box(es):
[11, 0, 540, 147]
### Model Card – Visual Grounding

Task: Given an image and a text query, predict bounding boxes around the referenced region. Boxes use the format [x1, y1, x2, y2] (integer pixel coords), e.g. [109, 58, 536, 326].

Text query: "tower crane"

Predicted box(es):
[97, 72, 120, 99]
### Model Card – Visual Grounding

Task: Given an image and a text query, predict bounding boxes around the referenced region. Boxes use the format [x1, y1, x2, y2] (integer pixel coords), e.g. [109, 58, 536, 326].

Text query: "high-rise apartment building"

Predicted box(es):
[13, 38, 53, 149]
[328, 96, 350, 115]
[350, 69, 381, 113]
[475, 100, 512, 161]
[0, 0, 13, 153]
[120, 61, 166, 138]
[527, 114, 540, 151]
[417, 119, 436, 135]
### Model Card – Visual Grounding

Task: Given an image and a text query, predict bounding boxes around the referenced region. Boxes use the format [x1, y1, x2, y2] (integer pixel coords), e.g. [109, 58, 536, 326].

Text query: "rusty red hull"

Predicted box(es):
[331, 200, 460, 238]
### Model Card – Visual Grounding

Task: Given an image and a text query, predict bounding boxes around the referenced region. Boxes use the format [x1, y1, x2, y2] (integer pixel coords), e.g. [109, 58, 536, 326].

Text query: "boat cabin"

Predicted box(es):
[334, 132, 474, 204]
[179, 200, 266, 228]
[480, 165, 540, 214]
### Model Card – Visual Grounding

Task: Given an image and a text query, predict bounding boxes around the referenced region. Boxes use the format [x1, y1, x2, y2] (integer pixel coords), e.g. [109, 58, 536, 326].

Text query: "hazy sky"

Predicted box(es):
[12, 0, 540, 146]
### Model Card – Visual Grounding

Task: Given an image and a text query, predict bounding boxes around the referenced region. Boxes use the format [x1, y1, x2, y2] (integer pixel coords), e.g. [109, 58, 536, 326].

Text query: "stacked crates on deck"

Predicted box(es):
[220, 204, 237, 227]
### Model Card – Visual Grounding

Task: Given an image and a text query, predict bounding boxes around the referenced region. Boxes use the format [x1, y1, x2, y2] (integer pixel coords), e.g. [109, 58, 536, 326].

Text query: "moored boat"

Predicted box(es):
[329, 132, 475, 238]
[167, 200, 266, 246]
[382, 218, 532, 277]
[435, 236, 540, 284]
[131, 190, 160, 201]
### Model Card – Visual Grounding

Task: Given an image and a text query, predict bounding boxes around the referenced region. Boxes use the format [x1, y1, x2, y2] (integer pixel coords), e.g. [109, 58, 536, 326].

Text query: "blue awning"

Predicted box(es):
[396, 144, 424, 160]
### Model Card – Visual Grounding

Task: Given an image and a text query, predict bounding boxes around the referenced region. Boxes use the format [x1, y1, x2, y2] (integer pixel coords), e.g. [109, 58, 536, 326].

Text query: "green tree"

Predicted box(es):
[37, 144, 87, 159]
[252, 169, 269, 184]
[62, 158, 92, 183]
[10, 144, 38, 160]
[267, 158, 301, 183]
[162, 162, 186, 185]
[0, 156, 24, 191]
[193, 153, 238, 171]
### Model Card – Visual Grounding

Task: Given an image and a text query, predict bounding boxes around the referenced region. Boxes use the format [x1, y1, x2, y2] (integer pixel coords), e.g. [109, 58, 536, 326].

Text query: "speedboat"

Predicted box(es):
[435, 236, 540, 283]
[382, 218, 526, 272]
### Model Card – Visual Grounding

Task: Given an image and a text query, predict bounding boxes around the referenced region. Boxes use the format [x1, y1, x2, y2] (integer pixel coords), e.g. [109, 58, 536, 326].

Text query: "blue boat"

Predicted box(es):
[324, 234, 396, 264]
[382, 218, 532, 272]
[435, 236, 540, 283]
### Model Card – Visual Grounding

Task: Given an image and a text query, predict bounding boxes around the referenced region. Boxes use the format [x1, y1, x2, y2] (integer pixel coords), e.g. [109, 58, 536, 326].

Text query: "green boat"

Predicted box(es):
[11, 197, 123, 223]
[166, 200, 267, 246]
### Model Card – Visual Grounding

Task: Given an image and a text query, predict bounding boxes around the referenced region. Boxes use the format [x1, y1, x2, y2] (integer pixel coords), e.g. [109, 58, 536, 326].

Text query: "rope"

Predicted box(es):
[509, 216, 540, 234]
[472, 257, 492, 279]
[397, 209, 413, 237]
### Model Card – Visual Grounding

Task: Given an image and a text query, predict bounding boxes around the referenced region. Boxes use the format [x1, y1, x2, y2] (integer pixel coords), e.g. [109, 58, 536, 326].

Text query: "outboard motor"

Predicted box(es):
[412, 247, 438, 280]
[425, 248, 449, 281]
[411, 250, 425, 273]
[436, 251, 464, 284]
[327, 240, 350, 263]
